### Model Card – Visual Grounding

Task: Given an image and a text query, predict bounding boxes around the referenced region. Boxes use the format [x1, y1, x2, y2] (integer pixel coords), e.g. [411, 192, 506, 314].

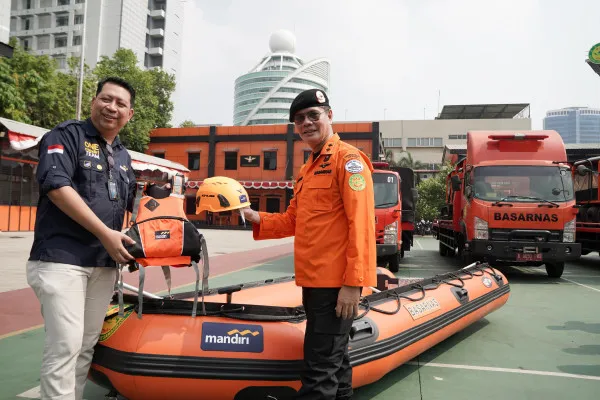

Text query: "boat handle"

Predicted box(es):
[350, 321, 374, 340]
[451, 287, 469, 305]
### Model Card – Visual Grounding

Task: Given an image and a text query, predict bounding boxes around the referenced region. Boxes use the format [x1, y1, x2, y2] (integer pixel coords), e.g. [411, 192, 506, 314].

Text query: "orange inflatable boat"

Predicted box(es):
[90, 263, 510, 400]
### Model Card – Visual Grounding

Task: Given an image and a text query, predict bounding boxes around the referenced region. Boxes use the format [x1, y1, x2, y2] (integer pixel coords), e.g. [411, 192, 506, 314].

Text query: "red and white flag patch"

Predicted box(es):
[47, 144, 64, 155]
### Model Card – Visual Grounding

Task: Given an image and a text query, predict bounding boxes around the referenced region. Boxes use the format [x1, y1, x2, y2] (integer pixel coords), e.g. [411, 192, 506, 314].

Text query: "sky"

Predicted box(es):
[171, 0, 600, 129]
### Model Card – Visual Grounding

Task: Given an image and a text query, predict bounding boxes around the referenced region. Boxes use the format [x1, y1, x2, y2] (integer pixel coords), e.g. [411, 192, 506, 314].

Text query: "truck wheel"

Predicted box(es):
[439, 241, 448, 256]
[388, 254, 400, 273]
[545, 262, 564, 278]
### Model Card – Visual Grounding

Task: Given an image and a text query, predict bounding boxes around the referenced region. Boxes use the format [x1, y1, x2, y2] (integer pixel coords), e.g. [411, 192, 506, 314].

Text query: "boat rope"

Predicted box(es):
[115, 263, 504, 323]
[353, 262, 503, 320]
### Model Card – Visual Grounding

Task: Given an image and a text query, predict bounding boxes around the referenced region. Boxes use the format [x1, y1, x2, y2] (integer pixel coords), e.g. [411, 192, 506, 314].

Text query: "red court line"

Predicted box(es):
[0, 243, 293, 337]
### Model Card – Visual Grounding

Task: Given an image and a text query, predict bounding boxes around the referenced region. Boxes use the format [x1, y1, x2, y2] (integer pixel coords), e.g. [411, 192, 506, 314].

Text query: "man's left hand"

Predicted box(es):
[336, 285, 361, 320]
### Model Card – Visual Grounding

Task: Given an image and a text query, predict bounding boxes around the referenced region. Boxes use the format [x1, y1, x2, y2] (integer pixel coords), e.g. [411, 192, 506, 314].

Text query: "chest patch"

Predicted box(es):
[84, 141, 100, 159]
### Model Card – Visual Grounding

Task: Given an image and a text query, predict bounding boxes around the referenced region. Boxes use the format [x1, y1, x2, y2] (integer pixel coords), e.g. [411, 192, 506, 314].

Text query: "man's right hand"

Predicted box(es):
[240, 206, 260, 224]
[99, 229, 136, 264]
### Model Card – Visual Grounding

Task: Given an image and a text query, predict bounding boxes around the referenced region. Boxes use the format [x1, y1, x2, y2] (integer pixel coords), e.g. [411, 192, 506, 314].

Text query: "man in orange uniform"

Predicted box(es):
[241, 89, 376, 399]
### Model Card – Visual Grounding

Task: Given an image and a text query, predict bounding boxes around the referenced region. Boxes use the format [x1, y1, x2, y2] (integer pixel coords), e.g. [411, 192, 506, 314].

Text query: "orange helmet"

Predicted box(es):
[195, 176, 251, 214]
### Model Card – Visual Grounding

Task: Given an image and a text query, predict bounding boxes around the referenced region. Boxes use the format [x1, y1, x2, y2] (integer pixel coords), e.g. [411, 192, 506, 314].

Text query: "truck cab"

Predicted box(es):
[373, 165, 403, 272]
[437, 131, 580, 278]
[573, 156, 600, 255]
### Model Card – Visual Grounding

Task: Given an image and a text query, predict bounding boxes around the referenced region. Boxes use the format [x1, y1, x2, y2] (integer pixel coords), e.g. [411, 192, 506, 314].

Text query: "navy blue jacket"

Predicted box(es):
[29, 119, 136, 267]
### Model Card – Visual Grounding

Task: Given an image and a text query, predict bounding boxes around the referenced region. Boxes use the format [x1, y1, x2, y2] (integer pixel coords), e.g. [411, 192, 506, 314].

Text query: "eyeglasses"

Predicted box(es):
[293, 109, 327, 124]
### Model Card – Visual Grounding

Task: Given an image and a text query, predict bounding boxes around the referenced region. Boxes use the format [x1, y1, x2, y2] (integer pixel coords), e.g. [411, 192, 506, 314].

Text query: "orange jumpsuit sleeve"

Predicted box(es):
[338, 151, 377, 287]
[252, 195, 297, 240]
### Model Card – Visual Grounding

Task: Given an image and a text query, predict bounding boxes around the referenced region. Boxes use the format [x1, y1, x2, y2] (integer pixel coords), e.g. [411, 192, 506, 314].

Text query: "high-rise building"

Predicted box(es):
[543, 107, 600, 144]
[9, 0, 182, 74]
[1, 0, 10, 44]
[233, 30, 330, 126]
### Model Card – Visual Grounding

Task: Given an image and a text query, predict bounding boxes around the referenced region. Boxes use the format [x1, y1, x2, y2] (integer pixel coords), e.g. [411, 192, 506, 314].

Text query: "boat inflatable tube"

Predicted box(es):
[90, 263, 510, 400]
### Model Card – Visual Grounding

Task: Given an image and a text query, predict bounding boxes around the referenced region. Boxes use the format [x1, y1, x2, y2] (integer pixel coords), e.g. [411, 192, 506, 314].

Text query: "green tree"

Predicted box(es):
[178, 120, 196, 127]
[94, 49, 176, 151]
[61, 56, 97, 123]
[415, 163, 452, 221]
[0, 58, 29, 122]
[9, 43, 58, 128]
[397, 151, 426, 170]
[150, 68, 175, 129]
[384, 149, 399, 167]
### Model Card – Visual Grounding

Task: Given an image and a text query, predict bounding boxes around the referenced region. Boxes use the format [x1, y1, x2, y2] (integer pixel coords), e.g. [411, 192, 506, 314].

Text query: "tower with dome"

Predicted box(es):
[233, 30, 331, 126]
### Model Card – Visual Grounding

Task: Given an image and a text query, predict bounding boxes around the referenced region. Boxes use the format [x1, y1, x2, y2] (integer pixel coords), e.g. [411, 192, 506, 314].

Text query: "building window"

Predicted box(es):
[24, 18, 31, 30]
[153, 152, 165, 159]
[22, 38, 30, 50]
[75, 0, 85, 3]
[74, 14, 84, 24]
[407, 137, 443, 147]
[53, 56, 66, 69]
[383, 138, 402, 147]
[185, 195, 196, 215]
[72, 35, 81, 46]
[225, 152, 237, 170]
[58, 0, 70, 5]
[24, 0, 32, 10]
[448, 134, 467, 140]
[303, 150, 312, 163]
[54, 36, 67, 48]
[263, 151, 277, 170]
[188, 152, 200, 170]
[56, 15, 69, 27]
[266, 197, 281, 213]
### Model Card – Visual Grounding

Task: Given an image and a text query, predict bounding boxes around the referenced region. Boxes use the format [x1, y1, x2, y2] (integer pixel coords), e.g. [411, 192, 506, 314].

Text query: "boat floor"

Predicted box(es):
[1, 237, 599, 400]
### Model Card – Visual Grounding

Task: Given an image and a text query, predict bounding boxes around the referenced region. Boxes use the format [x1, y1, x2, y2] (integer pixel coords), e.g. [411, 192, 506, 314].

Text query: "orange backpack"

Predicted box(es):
[120, 176, 208, 318]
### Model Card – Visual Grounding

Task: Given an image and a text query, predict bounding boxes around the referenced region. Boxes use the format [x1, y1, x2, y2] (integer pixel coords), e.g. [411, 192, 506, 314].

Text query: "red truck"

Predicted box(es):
[573, 156, 600, 255]
[372, 163, 417, 272]
[436, 130, 580, 278]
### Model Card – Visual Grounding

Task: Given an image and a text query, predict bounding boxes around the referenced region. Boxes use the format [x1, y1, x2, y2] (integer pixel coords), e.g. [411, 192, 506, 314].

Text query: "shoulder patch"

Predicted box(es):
[348, 174, 366, 191]
[345, 159, 364, 174]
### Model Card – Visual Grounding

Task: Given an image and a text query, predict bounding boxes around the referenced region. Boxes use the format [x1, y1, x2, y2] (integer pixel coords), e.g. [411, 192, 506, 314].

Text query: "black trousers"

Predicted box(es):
[295, 287, 354, 400]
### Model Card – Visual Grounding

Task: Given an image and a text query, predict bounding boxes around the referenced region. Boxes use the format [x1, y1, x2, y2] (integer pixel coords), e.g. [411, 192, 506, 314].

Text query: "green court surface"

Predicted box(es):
[2, 238, 599, 400]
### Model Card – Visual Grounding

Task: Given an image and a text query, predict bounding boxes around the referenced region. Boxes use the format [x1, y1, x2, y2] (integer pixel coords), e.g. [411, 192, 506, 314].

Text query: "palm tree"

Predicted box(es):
[397, 151, 426, 170]
[385, 149, 400, 167]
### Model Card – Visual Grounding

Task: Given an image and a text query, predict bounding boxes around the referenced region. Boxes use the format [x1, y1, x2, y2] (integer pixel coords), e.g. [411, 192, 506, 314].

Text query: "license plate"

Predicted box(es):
[516, 253, 542, 261]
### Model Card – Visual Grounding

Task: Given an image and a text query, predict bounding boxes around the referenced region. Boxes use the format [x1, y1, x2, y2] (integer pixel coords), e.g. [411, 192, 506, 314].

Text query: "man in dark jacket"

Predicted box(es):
[27, 77, 137, 400]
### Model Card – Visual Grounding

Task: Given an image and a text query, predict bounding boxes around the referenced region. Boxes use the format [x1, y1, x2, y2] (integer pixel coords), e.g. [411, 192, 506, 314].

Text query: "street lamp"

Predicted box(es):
[75, 0, 88, 120]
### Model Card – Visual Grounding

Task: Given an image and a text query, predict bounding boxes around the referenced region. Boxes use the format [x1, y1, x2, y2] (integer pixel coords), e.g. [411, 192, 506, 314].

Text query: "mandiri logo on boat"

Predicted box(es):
[201, 322, 264, 353]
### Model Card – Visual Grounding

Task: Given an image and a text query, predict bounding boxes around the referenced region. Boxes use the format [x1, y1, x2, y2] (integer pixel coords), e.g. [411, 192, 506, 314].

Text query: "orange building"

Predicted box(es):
[148, 122, 384, 227]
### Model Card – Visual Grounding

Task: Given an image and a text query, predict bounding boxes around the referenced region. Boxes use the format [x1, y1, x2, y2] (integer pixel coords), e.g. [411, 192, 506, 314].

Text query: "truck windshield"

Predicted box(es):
[472, 166, 574, 202]
[373, 173, 399, 208]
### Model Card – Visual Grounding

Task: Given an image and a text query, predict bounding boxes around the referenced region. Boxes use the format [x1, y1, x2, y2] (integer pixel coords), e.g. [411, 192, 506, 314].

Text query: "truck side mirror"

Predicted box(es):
[464, 186, 472, 199]
[576, 164, 591, 176]
[451, 175, 461, 191]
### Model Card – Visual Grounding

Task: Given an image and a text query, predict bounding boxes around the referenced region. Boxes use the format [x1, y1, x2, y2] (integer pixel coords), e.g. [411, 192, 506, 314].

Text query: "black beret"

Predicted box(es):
[289, 89, 330, 122]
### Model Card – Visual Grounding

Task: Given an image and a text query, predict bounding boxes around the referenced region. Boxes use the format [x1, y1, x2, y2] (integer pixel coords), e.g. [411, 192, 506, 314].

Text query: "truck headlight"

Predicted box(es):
[384, 221, 398, 244]
[474, 216, 488, 240]
[563, 218, 576, 243]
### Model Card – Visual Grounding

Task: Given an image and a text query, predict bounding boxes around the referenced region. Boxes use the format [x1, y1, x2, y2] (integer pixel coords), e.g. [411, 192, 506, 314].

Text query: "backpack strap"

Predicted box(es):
[200, 235, 209, 316]
[161, 266, 172, 298]
[118, 265, 125, 317]
[191, 261, 200, 317]
[137, 265, 146, 319]
[130, 182, 146, 225]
